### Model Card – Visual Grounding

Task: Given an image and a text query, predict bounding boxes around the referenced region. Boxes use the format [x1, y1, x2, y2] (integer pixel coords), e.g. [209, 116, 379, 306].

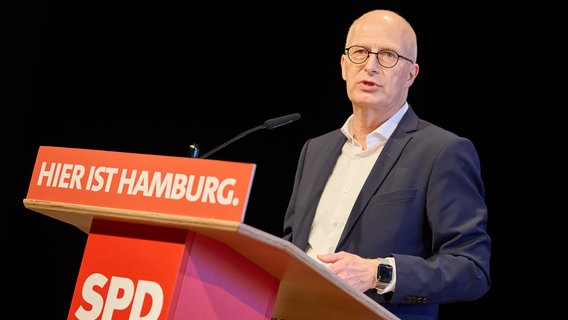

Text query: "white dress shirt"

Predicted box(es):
[305, 103, 408, 292]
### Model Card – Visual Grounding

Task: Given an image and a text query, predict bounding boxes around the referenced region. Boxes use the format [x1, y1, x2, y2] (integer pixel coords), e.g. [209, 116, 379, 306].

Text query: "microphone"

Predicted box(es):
[263, 113, 302, 130]
[189, 113, 301, 159]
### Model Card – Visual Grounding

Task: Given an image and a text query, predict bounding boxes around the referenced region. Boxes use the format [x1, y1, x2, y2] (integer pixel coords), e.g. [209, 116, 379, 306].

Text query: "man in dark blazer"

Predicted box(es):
[282, 9, 491, 320]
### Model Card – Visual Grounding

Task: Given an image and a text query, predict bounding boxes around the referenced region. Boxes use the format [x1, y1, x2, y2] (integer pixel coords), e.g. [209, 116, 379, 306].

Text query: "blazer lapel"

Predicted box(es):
[292, 130, 347, 248]
[336, 107, 420, 249]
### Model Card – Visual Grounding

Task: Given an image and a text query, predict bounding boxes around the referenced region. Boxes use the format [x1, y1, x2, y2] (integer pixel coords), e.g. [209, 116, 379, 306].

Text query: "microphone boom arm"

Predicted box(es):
[199, 125, 265, 159]
[191, 113, 301, 159]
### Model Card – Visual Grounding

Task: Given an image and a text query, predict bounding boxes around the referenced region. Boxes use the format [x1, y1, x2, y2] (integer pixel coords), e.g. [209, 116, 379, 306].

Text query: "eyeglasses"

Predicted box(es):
[345, 45, 414, 68]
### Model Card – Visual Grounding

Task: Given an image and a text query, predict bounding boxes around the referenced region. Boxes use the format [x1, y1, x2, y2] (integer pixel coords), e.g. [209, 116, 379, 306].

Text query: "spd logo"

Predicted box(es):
[74, 273, 163, 320]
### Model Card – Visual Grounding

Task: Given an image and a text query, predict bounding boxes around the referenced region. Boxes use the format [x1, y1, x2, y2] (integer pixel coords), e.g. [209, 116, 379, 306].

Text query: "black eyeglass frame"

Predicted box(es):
[344, 45, 414, 68]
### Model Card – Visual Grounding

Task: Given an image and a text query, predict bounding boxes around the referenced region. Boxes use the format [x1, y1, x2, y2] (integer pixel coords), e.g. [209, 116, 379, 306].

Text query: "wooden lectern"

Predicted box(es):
[23, 146, 399, 320]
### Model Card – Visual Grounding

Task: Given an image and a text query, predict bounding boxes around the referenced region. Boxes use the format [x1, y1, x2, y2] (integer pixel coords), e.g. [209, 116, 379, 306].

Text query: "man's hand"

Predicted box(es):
[317, 251, 377, 292]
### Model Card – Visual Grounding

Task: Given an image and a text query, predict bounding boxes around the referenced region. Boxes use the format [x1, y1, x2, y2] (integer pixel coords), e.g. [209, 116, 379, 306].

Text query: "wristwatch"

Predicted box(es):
[375, 258, 393, 291]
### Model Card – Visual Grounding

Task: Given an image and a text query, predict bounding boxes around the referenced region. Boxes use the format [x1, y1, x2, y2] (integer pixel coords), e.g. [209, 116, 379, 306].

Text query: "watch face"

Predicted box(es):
[378, 264, 393, 283]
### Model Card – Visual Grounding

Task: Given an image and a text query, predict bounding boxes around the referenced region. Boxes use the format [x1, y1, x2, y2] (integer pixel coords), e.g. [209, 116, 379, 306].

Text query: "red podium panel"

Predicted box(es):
[23, 146, 399, 320]
[68, 219, 278, 320]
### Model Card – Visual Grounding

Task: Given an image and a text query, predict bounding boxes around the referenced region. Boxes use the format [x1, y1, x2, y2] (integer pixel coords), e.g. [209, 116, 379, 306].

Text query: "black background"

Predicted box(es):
[7, 1, 533, 319]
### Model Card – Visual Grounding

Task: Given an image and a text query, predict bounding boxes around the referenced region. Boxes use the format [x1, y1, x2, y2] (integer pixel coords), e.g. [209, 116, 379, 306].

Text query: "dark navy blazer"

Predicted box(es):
[282, 106, 491, 320]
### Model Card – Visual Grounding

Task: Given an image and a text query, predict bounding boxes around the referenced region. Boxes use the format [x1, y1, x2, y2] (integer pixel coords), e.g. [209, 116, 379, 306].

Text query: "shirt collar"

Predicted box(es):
[341, 102, 409, 144]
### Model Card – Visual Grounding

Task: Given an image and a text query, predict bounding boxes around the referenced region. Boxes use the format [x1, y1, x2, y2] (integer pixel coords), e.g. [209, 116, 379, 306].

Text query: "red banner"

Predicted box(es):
[26, 146, 256, 222]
